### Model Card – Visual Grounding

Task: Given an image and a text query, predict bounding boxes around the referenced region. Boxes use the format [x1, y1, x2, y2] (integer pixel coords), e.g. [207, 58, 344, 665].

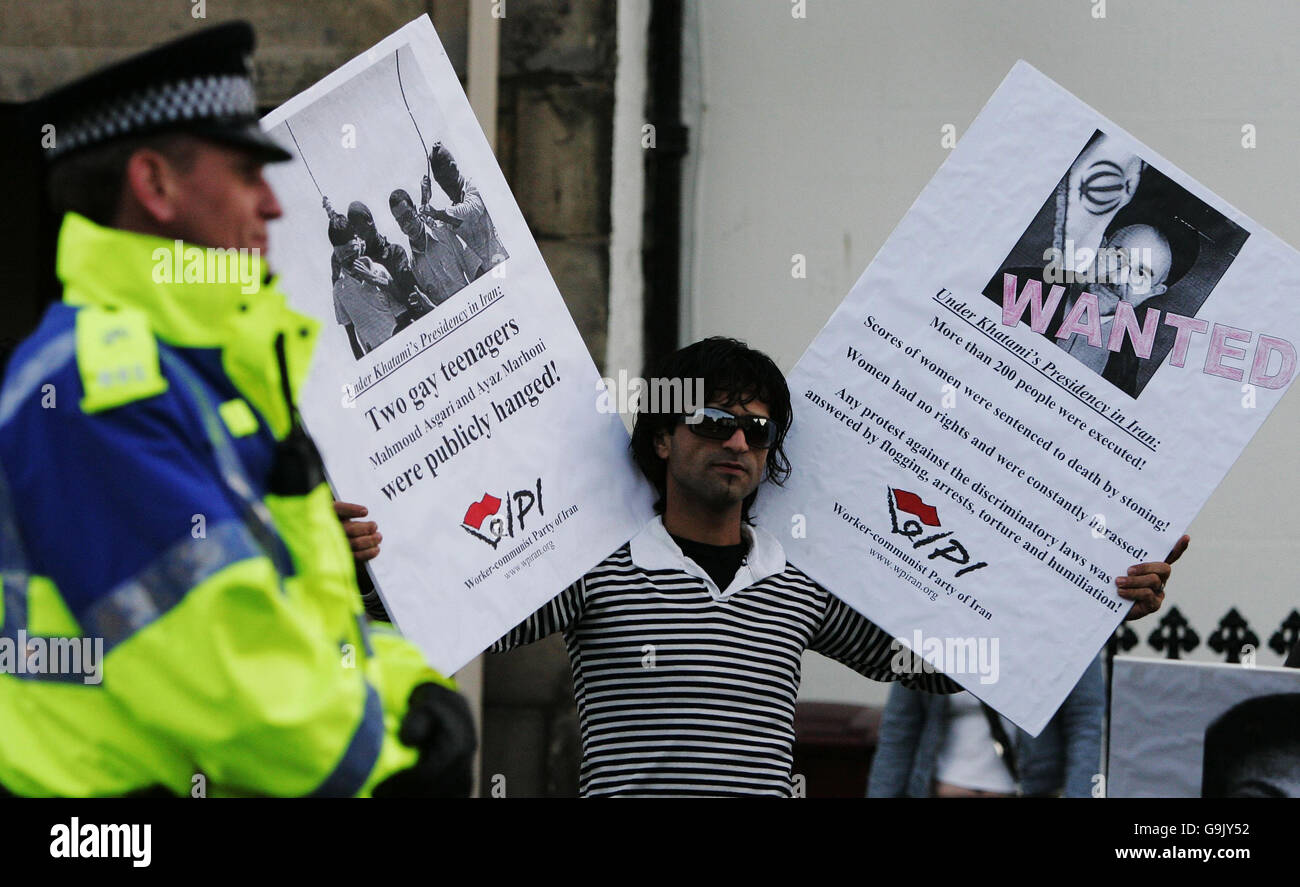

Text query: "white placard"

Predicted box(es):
[757, 61, 1300, 734]
[261, 17, 653, 673]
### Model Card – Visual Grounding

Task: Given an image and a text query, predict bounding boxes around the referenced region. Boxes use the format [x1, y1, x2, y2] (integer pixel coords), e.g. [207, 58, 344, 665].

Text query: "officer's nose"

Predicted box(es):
[260, 175, 284, 221]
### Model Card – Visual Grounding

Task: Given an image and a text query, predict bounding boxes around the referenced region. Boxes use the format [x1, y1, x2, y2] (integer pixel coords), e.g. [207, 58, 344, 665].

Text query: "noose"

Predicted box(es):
[287, 118, 341, 229]
[395, 48, 444, 310]
[284, 120, 323, 198]
[396, 49, 432, 182]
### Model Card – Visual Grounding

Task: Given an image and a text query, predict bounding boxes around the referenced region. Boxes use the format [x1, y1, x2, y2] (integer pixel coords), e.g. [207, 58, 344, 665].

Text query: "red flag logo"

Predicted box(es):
[891, 488, 940, 527]
[463, 493, 502, 530]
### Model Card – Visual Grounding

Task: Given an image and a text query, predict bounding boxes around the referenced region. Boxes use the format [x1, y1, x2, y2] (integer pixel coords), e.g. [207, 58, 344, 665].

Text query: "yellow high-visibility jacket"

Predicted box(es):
[0, 213, 450, 796]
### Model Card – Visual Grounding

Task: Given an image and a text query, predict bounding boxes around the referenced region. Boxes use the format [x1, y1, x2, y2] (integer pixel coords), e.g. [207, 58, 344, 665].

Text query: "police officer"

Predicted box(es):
[0, 22, 474, 797]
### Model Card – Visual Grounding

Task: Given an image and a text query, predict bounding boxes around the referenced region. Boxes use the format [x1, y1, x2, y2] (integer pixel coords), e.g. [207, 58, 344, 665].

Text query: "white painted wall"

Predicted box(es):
[608, 0, 651, 388]
[682, 0, 1300, 707]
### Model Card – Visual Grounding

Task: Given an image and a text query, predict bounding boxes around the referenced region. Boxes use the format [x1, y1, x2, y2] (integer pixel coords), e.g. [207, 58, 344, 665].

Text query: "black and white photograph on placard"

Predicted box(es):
[1109, 657, 1300, 797]
[983, 129, 1249, 399]
[266, 44, 507, 362]
[1200, 692, 1300, 797]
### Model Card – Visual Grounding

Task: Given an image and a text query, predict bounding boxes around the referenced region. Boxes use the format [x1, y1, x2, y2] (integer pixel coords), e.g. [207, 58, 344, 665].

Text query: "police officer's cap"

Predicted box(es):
[39, 21, 291, 164]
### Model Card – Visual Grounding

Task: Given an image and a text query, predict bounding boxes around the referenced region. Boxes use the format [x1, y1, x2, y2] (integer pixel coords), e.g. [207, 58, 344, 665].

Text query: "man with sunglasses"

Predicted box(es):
[485, 337, 1184, 795]
[347, 336, 1180, 795]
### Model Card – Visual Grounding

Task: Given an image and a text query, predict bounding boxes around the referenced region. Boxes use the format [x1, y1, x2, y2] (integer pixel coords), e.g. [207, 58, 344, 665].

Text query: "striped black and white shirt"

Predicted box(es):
[492, 516, 958, 797]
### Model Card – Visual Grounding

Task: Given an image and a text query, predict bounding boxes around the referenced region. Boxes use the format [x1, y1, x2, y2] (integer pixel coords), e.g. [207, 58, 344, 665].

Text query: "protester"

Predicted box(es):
[491, 338, 1181, 795]
[0, 22, 475, 797]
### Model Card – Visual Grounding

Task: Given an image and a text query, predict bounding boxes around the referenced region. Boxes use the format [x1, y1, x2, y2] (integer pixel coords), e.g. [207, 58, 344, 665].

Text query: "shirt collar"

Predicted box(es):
[628, 515, 788, 600]
[55, 212, 319, 438]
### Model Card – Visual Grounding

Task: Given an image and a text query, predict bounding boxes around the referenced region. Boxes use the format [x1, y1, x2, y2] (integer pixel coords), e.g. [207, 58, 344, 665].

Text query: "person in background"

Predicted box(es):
[868, 655, 1106, 798]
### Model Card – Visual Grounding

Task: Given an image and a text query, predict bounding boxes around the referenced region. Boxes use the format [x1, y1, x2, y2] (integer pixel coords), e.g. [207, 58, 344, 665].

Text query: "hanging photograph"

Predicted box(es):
[268, 45, 508, 362]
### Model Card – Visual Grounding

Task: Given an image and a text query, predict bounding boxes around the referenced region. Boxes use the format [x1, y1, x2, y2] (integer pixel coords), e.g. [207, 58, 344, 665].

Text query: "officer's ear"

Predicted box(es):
[121, 146, 186, 227]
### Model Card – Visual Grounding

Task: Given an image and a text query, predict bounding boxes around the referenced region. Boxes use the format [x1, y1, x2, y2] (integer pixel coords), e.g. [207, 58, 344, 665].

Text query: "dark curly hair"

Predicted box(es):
[630, 337, 792, 524]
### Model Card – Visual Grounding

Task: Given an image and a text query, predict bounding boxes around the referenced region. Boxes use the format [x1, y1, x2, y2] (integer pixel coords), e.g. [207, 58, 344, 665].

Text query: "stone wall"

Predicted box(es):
[484, 0, 620, 798]
[0, 1, 465, 102]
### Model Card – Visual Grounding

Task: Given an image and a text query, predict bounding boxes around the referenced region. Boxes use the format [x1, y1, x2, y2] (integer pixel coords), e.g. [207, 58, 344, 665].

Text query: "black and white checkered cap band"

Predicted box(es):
[50, 73, 256, 159]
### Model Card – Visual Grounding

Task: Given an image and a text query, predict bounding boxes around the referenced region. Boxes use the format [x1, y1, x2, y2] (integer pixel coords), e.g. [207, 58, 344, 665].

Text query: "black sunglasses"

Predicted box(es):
[680, 407, 776, 448]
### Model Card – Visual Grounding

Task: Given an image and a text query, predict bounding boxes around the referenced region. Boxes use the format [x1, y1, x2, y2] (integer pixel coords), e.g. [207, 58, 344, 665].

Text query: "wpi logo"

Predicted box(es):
[886, 487, 988, 578]
[462, 477, 544, 549]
